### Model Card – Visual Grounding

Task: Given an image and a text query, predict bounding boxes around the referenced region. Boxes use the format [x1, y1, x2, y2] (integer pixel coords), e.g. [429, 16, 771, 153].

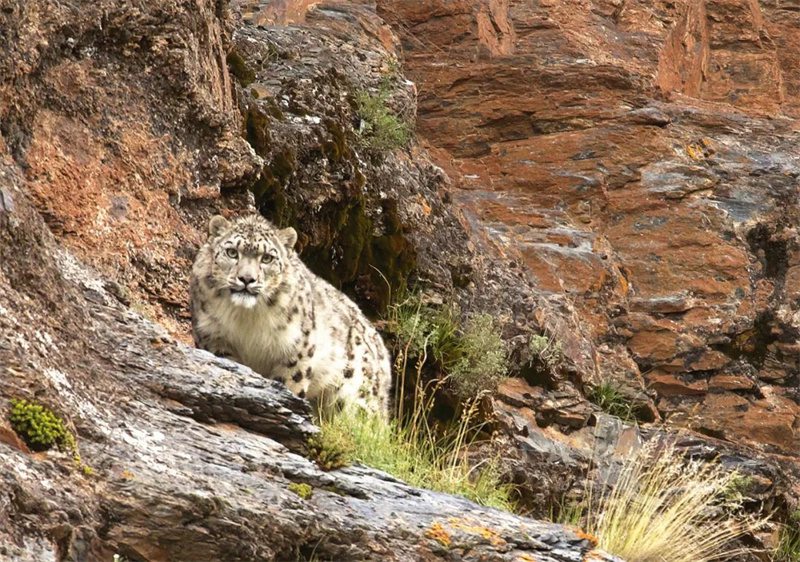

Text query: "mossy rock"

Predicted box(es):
[288, 482, 313, 500]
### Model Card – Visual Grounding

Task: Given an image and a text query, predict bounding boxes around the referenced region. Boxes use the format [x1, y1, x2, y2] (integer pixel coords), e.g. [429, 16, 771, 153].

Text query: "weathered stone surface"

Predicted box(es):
[0, 0, 628, 559]
[0, 149, 618, 561]
[378, 0, 800, 456]
[5, 0, 800, 557]
[0, 0, 260, 342]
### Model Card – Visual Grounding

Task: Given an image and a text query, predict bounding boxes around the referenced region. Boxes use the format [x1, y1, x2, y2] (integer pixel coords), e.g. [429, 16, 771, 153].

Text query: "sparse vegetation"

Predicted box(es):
[312, 293, 513, 510]
[448, 314, 507, 400]
[318, 400, 513, 511]
[528, 334, 563, 371]
[587, 381, 636, 422]
[581, 442, 764, 562]
[551, 496, 586, 527]
[354, 82, 410, 151]
[307, 426, 355, 471]
[387, 294, 508, 401]
[774, 511, 800, 562]
[723, 473, 755, 504]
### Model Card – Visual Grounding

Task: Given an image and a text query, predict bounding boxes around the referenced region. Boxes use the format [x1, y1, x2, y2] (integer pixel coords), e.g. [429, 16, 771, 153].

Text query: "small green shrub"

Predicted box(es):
[587, 381, 635, 422]
[448, 314, 507, 400]
[288, 482, 314, 500]
[307, 427, 355, 471]
[387, 295, 507, 402]
[528, 334, 563, 371]
[9, 398, 75, 452]
[355, 84, 410, 151]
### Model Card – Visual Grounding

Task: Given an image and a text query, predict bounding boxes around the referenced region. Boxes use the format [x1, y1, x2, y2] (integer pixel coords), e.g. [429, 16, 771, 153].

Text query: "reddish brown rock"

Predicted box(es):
[380, 0, 800, 455]
[1, 0, 259, 341]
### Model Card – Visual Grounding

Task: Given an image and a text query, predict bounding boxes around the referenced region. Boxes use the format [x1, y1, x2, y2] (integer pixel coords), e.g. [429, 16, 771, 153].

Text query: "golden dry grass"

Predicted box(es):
[585, 442, 765, 562]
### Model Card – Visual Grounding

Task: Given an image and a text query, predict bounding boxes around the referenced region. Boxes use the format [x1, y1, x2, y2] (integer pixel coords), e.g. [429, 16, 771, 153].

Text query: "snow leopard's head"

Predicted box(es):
[202, 214, 297, 309]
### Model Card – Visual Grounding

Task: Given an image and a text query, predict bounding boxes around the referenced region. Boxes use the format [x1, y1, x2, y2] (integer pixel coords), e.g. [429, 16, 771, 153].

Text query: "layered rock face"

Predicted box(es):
[0, 0, 619, 559]
[3, 0, 800, 557]
[378, 0, 800, 455]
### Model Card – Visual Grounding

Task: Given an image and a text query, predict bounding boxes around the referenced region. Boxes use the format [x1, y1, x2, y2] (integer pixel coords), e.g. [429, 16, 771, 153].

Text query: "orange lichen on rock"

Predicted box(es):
[572, 527, 599, 547]
[425, 522, 452, 547]
[685, 142, 706, 160]
[446, 517, 506, 547]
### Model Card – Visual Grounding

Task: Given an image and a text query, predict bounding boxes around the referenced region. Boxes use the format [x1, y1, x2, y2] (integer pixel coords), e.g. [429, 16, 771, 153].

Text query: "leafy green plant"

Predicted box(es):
[584, 442, 764, 562]
[587, 381, 636, 422]
[354, 83, 410, 151]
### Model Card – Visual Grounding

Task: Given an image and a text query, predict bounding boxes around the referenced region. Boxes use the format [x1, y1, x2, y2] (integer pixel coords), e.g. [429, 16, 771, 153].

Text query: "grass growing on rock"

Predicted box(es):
[587, 381, 636, 422]
[774, 511, 800, 562]
[315, 293, 513, 511]
[307, 425, 355, 471]
[319, 398, 513, 511]
[581, 442, 765, 562]
[354, 82, 410, 151]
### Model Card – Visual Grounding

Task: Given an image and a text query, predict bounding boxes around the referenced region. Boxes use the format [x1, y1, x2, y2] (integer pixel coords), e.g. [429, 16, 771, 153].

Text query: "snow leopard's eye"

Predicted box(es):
[225, 248, 238, 259]
[261, 252, 276, 264]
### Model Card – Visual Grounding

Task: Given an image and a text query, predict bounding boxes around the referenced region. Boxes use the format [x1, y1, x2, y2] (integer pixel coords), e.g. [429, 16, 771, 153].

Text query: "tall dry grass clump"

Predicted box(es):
[585, 441, 765, 562]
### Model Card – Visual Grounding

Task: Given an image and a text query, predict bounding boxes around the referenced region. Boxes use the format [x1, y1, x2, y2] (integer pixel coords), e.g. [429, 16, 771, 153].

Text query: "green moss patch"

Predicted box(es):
[9, 398, 75, 452]
[9, 398, 92, 474]
[288, 482, 314, 500]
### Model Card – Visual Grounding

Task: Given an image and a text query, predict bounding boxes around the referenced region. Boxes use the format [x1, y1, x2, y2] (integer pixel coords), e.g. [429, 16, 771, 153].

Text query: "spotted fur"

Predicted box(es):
[190, 214, 391, 417]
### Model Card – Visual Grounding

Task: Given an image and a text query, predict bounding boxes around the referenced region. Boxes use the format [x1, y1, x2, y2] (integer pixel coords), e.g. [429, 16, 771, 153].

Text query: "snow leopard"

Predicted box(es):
[190, 214, 391, 418]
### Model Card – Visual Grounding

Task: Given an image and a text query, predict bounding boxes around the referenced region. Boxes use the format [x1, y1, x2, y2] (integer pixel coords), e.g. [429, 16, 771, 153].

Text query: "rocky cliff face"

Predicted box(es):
[0, 0, 620, 559]
[2, 0, 800, 558]
[378, 0, 800, 456]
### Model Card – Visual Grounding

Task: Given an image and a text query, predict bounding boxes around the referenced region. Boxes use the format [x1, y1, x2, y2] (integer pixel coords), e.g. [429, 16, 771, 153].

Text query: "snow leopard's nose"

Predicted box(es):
[238, 273, 256, 286]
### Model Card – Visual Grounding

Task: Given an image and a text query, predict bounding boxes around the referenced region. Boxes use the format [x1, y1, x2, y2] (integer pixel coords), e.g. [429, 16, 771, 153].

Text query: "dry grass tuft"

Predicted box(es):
[585, 441, 765, 562]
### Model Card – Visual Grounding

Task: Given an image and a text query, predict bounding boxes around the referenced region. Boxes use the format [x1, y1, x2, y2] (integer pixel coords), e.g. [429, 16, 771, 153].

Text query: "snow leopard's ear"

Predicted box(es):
[278, 227, 297, 249]
[208, 215, 229, 238]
